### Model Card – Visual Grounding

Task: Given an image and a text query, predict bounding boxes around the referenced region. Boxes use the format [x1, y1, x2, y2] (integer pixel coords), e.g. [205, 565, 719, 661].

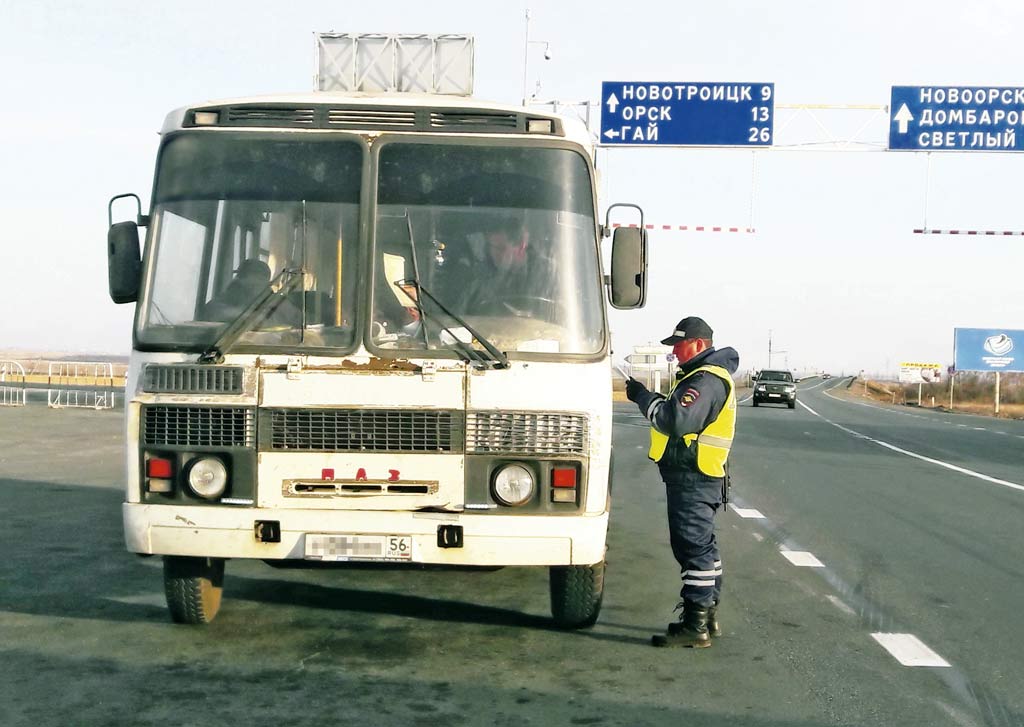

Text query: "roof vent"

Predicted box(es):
[224, 107, 315, 125]
[430, 111, 518, 131]
[327, 108, 417, 128]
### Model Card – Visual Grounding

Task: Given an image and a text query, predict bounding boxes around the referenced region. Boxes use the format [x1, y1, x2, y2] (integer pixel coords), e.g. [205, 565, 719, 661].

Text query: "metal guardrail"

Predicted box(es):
[0, 360, 27, 406]
[47, 361, 116, 410]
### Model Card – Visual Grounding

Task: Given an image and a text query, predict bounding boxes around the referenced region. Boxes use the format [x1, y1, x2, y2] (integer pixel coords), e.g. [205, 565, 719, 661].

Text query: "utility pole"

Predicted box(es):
[767, 330, 789, 371]
[521, 10, 531, 106]
[521, 9, 551, 106]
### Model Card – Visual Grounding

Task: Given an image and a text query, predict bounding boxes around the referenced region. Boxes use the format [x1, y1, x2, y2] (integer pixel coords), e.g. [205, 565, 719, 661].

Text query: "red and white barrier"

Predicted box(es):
[913, 228, 1024, 236]
[611, 223, 755, 233]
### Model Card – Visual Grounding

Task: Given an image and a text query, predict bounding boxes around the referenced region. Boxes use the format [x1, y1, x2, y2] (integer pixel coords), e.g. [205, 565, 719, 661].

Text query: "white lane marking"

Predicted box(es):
[797, 400, 1024, 494]
[733, 507, 766, 519]
[821, 386, 1024, 436]
[799, 378, 830, 392]
[826, 594, 857, 616]
[871, 633, 951, 668]
[751, 532, 765, 542]
[738, 393, 753, 404]
[799, 400, 823, 417]
[780, 550, 825, 567]
[105, 592, 167, 608]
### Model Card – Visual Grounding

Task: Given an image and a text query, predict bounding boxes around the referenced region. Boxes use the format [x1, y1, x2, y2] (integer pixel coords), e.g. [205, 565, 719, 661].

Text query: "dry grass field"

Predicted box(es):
[851, 377, 1024, 420]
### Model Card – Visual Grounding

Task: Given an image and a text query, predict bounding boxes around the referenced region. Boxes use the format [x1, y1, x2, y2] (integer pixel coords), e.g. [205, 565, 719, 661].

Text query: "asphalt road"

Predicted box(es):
[0, 381, 1021, 726]
[730, 377, 1024, 727]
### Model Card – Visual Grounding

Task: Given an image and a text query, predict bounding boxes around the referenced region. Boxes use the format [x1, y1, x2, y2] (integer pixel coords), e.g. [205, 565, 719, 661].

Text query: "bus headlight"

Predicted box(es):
[492, 464, 535, 507]
[186, 457, 228, 499]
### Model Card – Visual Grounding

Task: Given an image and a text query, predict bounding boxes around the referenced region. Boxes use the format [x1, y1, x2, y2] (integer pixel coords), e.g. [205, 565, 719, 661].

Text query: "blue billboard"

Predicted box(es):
[953, 328, 1024, 372]
[600, 81, 774, 146]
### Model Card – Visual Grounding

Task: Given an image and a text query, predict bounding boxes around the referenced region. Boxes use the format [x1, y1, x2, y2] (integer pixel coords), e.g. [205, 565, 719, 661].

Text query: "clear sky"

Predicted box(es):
[2, 0, 1023, 375]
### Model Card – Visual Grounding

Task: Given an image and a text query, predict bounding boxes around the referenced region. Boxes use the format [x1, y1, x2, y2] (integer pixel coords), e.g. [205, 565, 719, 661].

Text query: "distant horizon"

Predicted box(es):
[0, 348, 130, 361]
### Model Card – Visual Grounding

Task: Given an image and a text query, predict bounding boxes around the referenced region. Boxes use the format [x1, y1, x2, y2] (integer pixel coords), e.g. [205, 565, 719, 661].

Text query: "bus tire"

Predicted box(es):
[550, 561, 605, 629]
[163, 556, 225, 624]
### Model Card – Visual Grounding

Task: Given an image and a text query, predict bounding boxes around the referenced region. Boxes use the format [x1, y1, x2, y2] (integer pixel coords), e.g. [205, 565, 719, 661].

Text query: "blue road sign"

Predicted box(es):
[600, 81, 774, 146]
[889, 86, 1024, 152]
[954, 328, 1024, 373]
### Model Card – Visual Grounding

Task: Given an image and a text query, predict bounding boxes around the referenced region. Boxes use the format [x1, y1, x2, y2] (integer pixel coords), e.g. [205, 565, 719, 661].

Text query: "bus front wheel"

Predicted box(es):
[549, 561, 605, 629]
[163, 556, 225, 625]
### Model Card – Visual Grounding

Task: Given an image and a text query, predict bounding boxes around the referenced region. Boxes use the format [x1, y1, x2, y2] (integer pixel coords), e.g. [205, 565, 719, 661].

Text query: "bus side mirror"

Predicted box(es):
[108, 221, 141, 304]
[609, 226, 647, 309]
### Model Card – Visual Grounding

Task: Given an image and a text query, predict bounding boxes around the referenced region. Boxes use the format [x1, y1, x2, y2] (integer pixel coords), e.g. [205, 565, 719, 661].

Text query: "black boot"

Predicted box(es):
[652, 601, 711, 648]
[708, 599, 721, 638]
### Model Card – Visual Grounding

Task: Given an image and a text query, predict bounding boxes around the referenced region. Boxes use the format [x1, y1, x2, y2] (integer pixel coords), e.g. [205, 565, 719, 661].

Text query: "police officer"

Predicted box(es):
[625, 316, 739, 648]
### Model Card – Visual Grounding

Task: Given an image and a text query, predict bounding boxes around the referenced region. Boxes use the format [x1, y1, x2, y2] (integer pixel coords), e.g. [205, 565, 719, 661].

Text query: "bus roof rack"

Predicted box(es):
[315, 33, 474, 96]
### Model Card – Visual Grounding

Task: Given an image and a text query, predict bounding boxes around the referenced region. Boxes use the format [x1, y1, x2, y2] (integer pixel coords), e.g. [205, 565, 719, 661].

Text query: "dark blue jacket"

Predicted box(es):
[631, 346, 740, 484]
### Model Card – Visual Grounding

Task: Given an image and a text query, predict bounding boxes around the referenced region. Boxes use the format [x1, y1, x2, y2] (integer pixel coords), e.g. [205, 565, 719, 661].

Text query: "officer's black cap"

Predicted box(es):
[660, 316, 713, 345]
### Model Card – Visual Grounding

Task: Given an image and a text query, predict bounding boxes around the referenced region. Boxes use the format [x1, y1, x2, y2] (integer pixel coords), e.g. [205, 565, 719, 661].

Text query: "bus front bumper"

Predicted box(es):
[123, 503, 608, 566]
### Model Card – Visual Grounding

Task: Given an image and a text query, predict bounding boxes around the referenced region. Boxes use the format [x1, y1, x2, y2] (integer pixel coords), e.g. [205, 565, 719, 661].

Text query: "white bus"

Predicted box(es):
[106, 88, 647, 627]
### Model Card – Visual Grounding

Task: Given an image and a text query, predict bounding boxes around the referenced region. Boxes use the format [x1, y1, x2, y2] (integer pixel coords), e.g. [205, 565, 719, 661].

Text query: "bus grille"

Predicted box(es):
[467, 411, 588, 455]
[142, 365, 243, 394]
[143, 406, 255, 448]
[270, 409, 463, 452]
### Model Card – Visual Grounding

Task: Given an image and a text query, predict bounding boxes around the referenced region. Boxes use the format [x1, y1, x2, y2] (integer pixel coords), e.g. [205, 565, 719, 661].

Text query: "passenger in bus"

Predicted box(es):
[374, 212, 549, 345]
[442, 212, 536, 316]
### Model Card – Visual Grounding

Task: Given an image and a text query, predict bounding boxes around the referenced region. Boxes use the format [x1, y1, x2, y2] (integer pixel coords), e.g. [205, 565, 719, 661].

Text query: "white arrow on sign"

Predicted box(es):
[606, 93, 619, 114]
[894, 103, 914, 134]
[604, 129, 620, 139]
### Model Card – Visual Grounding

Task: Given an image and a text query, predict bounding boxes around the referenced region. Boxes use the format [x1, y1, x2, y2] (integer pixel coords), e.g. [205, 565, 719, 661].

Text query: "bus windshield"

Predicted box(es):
[370, 142, 605, 356]
[137, 132, 363, 351]
[136, 133, 605, 357]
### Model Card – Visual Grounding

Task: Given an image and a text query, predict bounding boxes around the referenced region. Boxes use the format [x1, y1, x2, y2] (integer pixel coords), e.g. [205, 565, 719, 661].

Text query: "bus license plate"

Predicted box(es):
[305, 534, 413, 561]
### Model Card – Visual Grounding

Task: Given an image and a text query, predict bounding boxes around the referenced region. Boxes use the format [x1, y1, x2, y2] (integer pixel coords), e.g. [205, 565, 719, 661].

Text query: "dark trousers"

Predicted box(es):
[664, 474, 723, 608]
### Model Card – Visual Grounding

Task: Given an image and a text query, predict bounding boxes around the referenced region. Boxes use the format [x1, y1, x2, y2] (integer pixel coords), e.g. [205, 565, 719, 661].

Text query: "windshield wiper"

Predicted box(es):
[397, 278, 510, 370]
[198, 267, 304, 364]
[402, 214, 431, 350]
[395, 212, 507, 369]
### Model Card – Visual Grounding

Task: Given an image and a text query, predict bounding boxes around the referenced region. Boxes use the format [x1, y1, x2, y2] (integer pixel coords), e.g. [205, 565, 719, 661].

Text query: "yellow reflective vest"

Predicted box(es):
[648, 364, 737, 477]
